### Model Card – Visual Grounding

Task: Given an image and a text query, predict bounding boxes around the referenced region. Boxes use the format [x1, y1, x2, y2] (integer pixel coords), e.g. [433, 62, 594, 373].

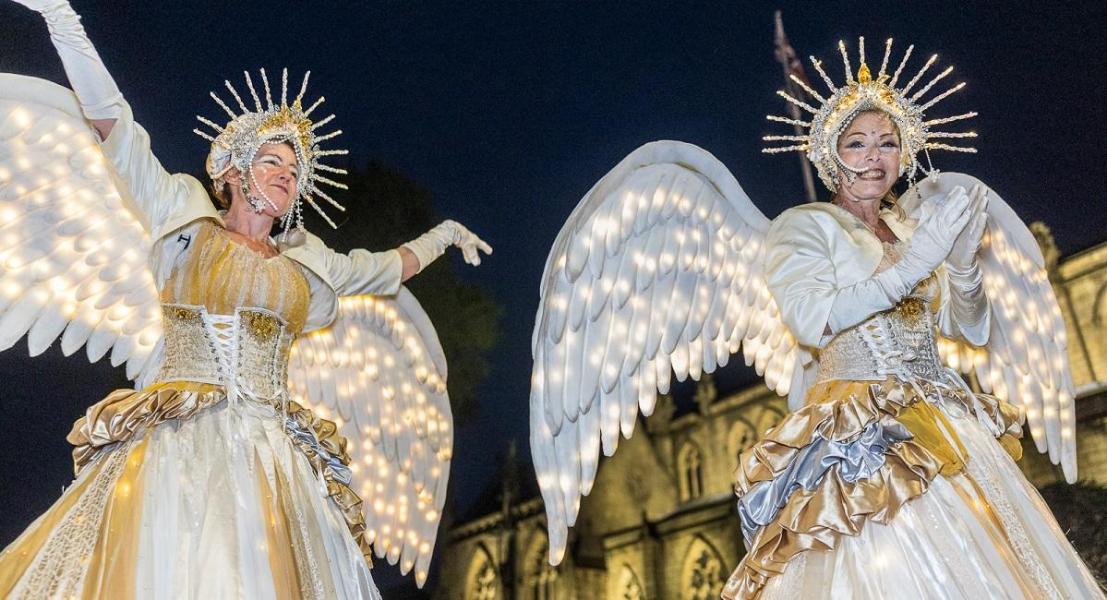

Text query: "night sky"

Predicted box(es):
[1, 0, 1104, 589]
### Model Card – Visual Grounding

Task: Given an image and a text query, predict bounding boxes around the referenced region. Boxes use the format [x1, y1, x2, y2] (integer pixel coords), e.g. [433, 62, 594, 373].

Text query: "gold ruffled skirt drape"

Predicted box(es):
[723, 378, 1104, 600]
[0, 382, 382, 600]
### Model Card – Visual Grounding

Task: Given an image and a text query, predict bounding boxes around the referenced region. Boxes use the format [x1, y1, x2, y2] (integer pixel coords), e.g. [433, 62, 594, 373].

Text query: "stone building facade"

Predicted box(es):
[436, 227, 1107, 600]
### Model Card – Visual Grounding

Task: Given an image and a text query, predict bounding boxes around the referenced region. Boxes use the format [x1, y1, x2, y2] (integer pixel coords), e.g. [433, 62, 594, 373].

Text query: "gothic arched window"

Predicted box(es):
[465, 546, 498, 600]
[525, 532, 558, 600]
[617, 565, 644, 600]
[678, 442, 704, 501]
[680, 537, 725, 600]
[728, 421, 756, 467]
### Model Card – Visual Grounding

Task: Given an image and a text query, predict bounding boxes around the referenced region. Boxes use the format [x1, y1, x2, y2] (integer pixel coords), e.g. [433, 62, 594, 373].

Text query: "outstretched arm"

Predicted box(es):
[14, 0, 121, 139]
[313, 220, 491, 299]
[399, 220, 492, 281]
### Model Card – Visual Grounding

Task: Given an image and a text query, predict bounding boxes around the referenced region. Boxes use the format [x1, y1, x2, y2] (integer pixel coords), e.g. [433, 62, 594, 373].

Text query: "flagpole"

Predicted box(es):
[773, 11, 819, 203]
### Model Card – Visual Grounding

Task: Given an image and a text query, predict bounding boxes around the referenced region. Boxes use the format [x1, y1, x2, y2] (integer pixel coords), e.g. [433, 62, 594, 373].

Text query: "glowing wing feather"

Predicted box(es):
[0, 74, 161, 379]
[904, 172, 1077, 481]
[288, 287, 451, 587]
[530, 141, 796, 563]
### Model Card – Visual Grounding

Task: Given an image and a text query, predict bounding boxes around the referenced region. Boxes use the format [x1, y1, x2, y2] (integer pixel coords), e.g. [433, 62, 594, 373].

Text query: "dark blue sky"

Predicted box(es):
[1, 0, 1104, 589]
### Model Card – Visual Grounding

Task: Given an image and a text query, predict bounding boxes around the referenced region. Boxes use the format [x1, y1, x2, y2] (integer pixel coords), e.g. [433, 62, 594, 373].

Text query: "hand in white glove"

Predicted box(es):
[14, 0, 124, 124]
[826, 186, 975, 335]
[892, 184, 975, 288]
[947, 184, 989, 272]
[403, 220, 493, 273]
[11, 0, 69, 13]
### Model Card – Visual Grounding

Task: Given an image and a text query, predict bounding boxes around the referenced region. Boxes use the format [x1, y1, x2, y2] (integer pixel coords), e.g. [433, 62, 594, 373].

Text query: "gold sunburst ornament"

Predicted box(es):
[763, 37, 977, 191]
[194, 68, 350, 239]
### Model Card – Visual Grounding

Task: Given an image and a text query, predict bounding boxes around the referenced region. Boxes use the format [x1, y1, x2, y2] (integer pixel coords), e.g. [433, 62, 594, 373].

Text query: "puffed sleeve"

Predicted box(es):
[764, 209, 839, 348]
[99, 101, 211, 238]
[326, 246, 404, 297]
[292, 232, 404, 298]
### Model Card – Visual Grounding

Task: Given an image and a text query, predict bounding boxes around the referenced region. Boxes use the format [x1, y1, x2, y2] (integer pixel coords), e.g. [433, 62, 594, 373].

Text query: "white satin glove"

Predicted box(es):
[943, 185, 990, 343]
[14, 0, 124, 120]
[403, 220, 492, 273]
[946, 184, 988, 271]
[826, 186, 974, 334]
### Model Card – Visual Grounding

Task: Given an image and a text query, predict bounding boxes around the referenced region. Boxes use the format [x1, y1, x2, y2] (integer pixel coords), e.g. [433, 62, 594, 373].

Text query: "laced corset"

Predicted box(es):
[156, 221, 310, 401]
[817, 242, 944, 384]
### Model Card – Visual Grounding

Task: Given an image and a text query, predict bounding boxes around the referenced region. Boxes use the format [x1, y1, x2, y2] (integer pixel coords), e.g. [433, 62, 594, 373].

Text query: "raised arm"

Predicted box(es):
[15, 0, 121, 138]
[14, 0, 207, 238]
[938, 186, 991, 345]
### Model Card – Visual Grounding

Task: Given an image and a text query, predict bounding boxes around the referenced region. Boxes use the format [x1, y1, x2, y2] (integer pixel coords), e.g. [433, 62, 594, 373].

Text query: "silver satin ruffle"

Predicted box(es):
[737, 418, 913, 545]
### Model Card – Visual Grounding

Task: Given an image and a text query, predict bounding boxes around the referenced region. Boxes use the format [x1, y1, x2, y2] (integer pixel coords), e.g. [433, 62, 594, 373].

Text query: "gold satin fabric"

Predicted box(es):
[724, 377, 1024, 600]
[161, 219, 310, 333]
[5, 221, 369, 596]
[0, 454, 112, 596]
[68, 381, 224, 470]
[65, 382, 375, 574]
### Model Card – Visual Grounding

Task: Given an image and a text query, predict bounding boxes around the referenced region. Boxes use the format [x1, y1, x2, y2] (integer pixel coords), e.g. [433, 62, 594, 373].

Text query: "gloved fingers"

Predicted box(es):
[476, 239, 493, 255]
[968, 211, 988, 243]
[461, 244, 481, 266]
[941, 191, 973, 232]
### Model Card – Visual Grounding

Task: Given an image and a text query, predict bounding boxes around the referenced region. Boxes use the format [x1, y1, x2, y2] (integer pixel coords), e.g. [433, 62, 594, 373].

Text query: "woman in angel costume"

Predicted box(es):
[0, 1, 491, 597]
[529, 37, 1104, 598]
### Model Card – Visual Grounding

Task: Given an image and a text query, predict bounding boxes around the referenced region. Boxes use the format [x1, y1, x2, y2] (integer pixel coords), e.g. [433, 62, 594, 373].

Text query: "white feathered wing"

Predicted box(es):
[530, 141, 798, 564]
[0, 74, 161, 379]
[904, 173, 1077, 482]
[287, 287, 451, 586]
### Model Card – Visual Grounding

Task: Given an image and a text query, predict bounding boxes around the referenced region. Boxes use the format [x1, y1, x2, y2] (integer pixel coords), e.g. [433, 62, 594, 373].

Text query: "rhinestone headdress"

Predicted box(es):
[193, 68, 349, 233]
[763, 37, 977, 191]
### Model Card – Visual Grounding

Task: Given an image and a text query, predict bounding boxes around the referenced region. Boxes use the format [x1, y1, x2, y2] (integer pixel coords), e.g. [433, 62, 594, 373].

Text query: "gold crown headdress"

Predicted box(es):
[764, 37, 977, 191]
[194, 68, 349, 235]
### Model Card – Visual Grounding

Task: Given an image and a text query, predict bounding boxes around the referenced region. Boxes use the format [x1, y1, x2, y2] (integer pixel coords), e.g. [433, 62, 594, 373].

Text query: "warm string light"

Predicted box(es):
[286, 293, 450, 586]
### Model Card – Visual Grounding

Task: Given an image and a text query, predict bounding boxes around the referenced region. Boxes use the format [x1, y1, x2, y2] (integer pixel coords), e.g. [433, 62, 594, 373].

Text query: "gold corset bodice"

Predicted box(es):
[155, 221, 310, 399]
[817, 242, 944, 383]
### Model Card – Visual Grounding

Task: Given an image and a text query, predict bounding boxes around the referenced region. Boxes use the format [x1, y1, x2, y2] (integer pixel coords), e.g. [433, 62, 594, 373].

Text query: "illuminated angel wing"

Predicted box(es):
[530, 140, 797, 563]
[0, 74, 161, 378]
[904, 172, 1077, 482]
[287, 287, 451, 587]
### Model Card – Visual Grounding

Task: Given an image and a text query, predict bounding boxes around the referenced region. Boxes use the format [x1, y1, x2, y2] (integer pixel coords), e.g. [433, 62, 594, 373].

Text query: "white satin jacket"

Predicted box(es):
[766, 201, 990, 409]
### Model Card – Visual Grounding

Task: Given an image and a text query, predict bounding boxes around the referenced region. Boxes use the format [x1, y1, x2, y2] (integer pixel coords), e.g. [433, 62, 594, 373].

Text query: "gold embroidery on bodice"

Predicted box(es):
[155, 221, 310, 398]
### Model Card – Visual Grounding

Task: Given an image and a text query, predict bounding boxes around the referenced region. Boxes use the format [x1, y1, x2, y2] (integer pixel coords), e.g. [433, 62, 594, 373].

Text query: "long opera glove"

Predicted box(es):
[401, 220, 492, 273]
[827, 186, 974, 334]
[19, 0, 124, 120]
[945, 262, 991, 346]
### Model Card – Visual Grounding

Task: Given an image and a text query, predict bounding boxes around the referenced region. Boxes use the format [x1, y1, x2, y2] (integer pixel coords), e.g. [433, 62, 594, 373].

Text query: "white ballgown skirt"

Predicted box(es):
[0, 398, 381, 599]
[759, 403, 1103, 599]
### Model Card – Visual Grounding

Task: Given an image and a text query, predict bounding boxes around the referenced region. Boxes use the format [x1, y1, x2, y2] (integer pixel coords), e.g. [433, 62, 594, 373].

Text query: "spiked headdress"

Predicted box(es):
[194, 68, 349, 233]
[764, 37, 977, 191]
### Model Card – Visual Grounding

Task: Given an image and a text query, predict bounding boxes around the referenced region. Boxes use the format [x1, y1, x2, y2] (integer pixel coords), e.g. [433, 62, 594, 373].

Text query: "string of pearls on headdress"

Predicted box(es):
[763, 37, 977, 191]
[193, 68, 350, 243]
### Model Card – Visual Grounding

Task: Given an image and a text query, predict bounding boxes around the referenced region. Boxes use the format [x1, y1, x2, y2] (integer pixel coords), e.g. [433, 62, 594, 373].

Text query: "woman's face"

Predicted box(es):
[834, 111, 901, 202]
[239, 142, 300, 217]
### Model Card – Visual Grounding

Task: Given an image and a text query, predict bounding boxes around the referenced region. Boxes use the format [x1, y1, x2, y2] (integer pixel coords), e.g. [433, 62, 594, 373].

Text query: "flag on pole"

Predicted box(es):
[773, 11, 819, 202]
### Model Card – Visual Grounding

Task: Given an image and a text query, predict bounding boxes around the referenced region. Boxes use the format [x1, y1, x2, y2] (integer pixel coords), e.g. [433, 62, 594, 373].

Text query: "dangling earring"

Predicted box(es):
[241, 179, 266, 214]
